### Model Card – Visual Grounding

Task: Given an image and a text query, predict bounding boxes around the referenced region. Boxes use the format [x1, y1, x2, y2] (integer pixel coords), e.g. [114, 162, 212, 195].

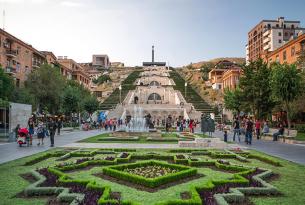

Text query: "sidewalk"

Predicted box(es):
[0, 129, 105, 164]
[206, 129, 305, 165]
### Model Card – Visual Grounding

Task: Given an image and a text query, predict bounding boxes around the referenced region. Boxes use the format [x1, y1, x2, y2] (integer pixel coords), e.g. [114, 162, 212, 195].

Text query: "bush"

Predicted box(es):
[102, 160, 197, 188]
[295, 124, 305, 133]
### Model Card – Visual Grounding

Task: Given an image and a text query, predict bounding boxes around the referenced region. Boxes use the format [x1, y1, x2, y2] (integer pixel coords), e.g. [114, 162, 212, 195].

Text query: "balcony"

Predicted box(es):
[263, 30, 270, 37]
[263, 44, 271, 51]
[32, 62, 41, 69]
[5, 49, 18, 58]
[5, 66, 17, 75]
[263, 37, 271, 44]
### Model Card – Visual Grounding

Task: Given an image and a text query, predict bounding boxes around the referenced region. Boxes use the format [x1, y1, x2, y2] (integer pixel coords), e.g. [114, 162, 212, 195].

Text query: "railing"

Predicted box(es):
[5, 66, 17, 74]
[6, 49, 18, 57]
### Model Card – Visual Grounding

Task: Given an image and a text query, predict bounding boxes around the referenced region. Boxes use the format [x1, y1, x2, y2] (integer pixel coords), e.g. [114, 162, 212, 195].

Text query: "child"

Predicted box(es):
[224, 130, 228, 142]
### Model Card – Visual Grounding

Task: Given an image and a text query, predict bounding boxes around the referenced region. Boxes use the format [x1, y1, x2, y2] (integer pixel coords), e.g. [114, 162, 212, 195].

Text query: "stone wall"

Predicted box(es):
[9, 102, 32, 133]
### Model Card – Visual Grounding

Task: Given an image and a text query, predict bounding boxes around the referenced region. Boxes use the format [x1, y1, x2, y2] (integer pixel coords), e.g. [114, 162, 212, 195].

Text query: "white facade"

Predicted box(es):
[262, 17, 304, 52]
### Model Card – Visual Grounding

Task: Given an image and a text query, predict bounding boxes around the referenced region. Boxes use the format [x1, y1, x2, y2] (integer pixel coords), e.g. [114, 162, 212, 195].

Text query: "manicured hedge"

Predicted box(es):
[102, 160, 197, 188]
[248, 154, 281, 166]
[24, 151, 68, 165]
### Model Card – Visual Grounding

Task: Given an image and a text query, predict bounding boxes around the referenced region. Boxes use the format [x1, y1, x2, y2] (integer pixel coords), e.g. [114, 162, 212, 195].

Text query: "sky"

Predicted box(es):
[1, 0, 305, 67]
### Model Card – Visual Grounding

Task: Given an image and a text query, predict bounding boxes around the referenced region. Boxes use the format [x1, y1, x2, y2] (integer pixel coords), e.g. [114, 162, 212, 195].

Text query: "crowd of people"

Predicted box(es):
[228, 116, 285, 145]
[15, 117, 62, 147]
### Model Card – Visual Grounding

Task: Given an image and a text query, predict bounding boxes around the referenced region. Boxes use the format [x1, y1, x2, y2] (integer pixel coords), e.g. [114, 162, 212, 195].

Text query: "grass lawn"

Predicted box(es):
[0, 148, 304, 205]
[79, 133, 187, 144]
[294, 132, 305, 141]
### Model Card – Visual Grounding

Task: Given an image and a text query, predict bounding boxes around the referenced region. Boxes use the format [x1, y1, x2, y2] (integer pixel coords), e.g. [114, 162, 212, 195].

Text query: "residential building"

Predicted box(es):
[0, 28, 46, 86]
[264, 33, 305, 65]
[208, 60, 238, 90]
[246, 17, 305, 63]
[57, 57, 90, 88]
[92, 54, 110, 68]
[222, 67, 242, 91]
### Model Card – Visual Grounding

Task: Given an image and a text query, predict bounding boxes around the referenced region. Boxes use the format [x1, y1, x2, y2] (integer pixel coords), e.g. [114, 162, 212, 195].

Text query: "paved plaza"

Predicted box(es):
[1, 129, 305, 165]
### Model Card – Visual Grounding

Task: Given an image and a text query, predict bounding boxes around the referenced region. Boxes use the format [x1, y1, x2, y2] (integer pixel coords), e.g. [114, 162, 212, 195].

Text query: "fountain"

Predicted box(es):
[126, 105, 148, 132]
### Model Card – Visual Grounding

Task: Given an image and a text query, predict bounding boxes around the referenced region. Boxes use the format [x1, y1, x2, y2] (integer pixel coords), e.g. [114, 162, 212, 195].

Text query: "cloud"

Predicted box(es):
[60, 1, 83, 7]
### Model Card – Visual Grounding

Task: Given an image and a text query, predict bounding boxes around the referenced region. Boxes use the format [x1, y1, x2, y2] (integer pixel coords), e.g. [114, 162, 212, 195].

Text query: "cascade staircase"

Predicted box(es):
[170, 70, 221, 122]
[100, 70, 142, 111]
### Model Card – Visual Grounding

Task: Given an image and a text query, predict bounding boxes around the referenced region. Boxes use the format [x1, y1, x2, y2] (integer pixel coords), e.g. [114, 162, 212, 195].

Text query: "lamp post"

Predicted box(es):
[184, 82, 187, 98]
[119, 85, 122, 104]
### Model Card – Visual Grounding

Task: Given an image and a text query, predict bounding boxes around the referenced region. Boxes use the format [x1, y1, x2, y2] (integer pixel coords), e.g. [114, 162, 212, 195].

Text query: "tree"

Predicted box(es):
[62, 86, 81, 114]
[25, 64, 65, 114]
[223, 87, 243, 114]
[239, 59, 275, 119]
[93, 74, 111, 85]
[0, 68, 14, 101]
[10, 87, 35, 106]
[296, 50, 305, 72]
[271, 63, 304, 131]
[83, 96, 99, 121]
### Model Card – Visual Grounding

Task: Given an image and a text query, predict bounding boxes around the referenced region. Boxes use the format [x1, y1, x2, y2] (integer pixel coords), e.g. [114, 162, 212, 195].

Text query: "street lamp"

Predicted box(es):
[184, 82, 187, 97]
[119, 85, 122, 104]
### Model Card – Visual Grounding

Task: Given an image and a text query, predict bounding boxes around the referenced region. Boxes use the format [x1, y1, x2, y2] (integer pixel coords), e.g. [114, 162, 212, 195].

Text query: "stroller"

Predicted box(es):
[17, 128, 30, 147]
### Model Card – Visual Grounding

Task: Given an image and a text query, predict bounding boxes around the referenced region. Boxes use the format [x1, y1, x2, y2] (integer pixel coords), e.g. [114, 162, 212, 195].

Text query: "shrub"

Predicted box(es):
[102, 160, 197, 188]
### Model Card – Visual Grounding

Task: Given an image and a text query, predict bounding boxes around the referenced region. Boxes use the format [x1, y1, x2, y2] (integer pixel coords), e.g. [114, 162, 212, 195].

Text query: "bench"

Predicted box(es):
[262, 128, 297, 143]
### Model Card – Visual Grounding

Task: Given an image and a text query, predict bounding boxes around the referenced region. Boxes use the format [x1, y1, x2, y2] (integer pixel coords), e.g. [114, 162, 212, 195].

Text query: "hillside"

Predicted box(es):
[190, 57, 246, 69]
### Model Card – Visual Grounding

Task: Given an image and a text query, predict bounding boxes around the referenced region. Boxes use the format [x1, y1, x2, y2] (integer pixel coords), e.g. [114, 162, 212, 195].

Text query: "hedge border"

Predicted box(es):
[102, 160, 197, 188]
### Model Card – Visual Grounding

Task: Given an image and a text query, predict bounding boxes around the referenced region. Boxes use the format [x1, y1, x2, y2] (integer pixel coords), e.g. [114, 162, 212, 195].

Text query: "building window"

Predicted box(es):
[283, 51, 287, 61]
[276, 24, 279, 28]
[16, 79, 20, 88]
[284, 24, 286, 29]
[291, 46, 295, 56]
[291, 24, 295, 29]
[279, 39, 282, 43]
[278, 32, 282, 36]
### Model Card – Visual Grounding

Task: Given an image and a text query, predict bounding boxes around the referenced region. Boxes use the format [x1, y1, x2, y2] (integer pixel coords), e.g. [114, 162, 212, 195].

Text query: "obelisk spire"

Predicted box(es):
[152, 45, 154, 63]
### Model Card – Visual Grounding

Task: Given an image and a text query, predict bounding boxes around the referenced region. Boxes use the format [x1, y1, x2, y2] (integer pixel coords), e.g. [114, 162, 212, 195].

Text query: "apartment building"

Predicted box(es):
[222, 67, 242, 91]
[92, 54, 110, 68]
[246, 17, 305, 62]
[0, 28, 46, 86]
[57, 57, 90, 88]
[208, 60, 238, 90]
[265, 33, 305, 65]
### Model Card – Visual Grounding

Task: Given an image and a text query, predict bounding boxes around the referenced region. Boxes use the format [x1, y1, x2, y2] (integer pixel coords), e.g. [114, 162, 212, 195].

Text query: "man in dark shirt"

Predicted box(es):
[48, 118, 57, 147]
[232, 117, 240, 142]
[273, 124, 284, 141]
[245, 117, 254, 145]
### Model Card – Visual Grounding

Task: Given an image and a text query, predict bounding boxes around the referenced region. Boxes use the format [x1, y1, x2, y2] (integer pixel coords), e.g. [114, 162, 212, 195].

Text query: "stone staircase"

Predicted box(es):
[170, 70, 221, 122]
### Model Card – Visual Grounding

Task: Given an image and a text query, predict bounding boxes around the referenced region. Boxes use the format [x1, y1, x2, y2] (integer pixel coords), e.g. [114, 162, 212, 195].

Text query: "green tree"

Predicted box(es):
[0, 68, 14, 101]
[83, 96, 99, 121]
[93, 74, 111, 85]
[25, 64, 65, 114]
[271, 63, 304, 131]
[223, 87, 243, 114]
[296, 50, 305, 72]
[62, 86, 81, 114]
[10, 87, 35, 106]
[239, 60, 275, 119]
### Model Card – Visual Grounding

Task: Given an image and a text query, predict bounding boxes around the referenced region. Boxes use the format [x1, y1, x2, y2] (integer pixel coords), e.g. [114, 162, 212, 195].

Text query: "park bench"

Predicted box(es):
[262, 128, 297, 143]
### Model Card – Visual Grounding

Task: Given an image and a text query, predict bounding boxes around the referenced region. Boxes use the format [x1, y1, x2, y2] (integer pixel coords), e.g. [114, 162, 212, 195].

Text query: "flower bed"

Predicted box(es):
[123, 165, 178, 178]
[102, 160, 197, 188]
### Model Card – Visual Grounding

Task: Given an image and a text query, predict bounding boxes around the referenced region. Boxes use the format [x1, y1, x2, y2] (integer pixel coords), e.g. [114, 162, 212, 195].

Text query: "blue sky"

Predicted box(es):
[1, 0, 305, 66]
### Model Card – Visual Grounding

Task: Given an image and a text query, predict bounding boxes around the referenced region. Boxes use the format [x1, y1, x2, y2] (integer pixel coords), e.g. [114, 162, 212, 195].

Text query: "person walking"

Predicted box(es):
[57, 118, 62, 135]
[245, 117, 254, 145]
[232, 117, 240, 142]
[37, 121, 45, 146]
[224, 130, 228, 142]
[28, 118, 34, 146]
[255, 119, 261, 140]
[48, 118, 57, 147]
